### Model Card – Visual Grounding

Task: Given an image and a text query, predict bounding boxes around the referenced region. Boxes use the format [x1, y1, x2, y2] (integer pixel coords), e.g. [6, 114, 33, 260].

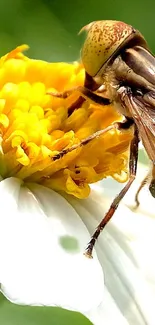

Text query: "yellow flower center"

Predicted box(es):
[0, 45, 133, 198]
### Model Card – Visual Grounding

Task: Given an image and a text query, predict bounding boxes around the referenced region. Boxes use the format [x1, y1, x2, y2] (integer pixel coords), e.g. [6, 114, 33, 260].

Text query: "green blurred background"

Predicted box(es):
[1, 0, 155, 62]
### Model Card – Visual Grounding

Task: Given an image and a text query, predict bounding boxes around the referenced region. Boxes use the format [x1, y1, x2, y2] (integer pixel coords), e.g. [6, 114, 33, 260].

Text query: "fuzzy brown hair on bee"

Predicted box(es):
[49, 20, 155, 258]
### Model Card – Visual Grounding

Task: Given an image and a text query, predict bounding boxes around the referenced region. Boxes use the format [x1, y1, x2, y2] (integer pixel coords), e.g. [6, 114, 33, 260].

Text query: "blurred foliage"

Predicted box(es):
[0, 0, 155, 62]
[0, 293, 92, 325]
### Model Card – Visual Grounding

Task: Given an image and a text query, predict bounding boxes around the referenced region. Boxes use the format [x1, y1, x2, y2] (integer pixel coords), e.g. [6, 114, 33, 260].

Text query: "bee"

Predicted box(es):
[51, 20, 155, 257]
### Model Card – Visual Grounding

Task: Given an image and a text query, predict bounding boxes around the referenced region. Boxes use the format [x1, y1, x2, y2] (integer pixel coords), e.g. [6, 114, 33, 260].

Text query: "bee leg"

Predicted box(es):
[51, 124, 117, 161]
[51, 117, 133, 161]
[85, 124, 139, 258]
[134, 172, 150, 207]
[67, 96, 85, 116]
[134, 163, 155, 207]
[48, 85, 111, 106]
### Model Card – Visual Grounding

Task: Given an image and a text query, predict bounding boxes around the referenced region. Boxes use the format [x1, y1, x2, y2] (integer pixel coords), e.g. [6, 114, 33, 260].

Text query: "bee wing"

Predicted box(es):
[125, 91, 155, 162]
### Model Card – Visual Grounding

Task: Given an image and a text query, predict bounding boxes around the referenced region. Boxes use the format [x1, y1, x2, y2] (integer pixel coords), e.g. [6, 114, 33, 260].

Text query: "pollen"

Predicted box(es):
[0, 45, 133, 198]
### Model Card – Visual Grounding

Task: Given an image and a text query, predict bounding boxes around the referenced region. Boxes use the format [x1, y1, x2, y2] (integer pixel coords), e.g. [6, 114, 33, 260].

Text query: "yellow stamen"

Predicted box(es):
[0, 45, 133, 198]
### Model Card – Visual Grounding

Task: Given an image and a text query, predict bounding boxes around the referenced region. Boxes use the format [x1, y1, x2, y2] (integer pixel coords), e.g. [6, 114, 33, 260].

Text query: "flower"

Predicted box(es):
[0, 44, 132, 197]
[0, 45, 154, 325]
[1, 165, 155, 325]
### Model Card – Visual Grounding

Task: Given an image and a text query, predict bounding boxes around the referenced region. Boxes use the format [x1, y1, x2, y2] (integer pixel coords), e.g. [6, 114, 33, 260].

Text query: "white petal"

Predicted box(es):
[0, 177, 104, 313]
[66, 164, 155, 325]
